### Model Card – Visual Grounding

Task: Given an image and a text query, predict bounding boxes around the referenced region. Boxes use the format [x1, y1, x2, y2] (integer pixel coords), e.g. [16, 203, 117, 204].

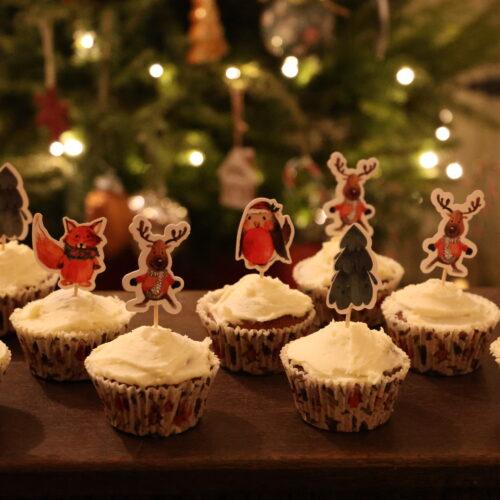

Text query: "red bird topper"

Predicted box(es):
[33, 213, 107, 290]
[0, 162, 33, 243]
[122, 216, 190, 314]
[420, 188, 485, 278]
[235, 198, 294, 274]
[322, 152, 378, 236]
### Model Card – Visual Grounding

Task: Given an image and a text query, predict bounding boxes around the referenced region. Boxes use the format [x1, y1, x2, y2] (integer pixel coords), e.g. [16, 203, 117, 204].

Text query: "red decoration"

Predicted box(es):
[35, 87, 70, 141]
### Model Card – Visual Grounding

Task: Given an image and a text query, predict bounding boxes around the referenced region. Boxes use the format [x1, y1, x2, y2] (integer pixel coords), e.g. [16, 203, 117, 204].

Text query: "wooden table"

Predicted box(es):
[0, 289, 499, 497]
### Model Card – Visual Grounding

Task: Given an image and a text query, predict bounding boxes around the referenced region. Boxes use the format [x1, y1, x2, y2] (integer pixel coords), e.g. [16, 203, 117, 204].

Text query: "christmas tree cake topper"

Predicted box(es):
[0, 162, 33, 249]
[122, 215, 190, 327]
[32, 213, 107, 295]
[327, 223, 379, 326]
[420, 188, 485, 280]
[236, 197, 294, 276]
[322, 152, 378, 237]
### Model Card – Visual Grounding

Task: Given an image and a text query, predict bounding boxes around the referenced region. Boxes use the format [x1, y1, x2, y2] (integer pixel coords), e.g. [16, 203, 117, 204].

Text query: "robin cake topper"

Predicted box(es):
[0, 162, 33, 246]
[122, 215, 190, 320]
[33, 213, 107, 294]
[323, 152, 378, 237]
[235, 197, 294, 275]
[420, 188, 485, 278]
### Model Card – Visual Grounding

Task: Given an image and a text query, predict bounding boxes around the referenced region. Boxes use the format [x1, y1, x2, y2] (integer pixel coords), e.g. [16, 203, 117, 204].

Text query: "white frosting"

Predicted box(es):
[383, 279, 500, 330]
[490, 338, 500, 366]
[0, 340, 11, 373]
[85, 325, 216, 386]
[284, 321, 408, 384]
[293, 237, 404, 290]
[10, 288, 133, 335]
[0, 241, 54, 297]
[207, 273, 313, 324]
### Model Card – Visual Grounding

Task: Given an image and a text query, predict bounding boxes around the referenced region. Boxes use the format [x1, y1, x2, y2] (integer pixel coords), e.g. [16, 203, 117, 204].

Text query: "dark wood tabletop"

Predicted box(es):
[0, 289, 499, 497]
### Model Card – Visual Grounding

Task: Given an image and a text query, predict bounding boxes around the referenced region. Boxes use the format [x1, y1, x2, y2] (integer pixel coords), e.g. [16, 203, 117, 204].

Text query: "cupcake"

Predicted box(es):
[382, 279, 500, 375]
[196, 273, 316, 374]
[0, 241, 58, 337]
[490, 337, 500, 368]
[0, 340, 11, 382]
[280, 321, 410, 432]
[85, 325, 219, 437]
[10, 288, 133, 381]
[293, 236, 404, 327]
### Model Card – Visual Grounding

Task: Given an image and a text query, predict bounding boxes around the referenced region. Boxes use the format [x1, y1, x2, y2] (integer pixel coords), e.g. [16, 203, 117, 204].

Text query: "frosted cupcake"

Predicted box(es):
[0, 241, 57, 337]
[0, 340, 11, 382]
[293, 237, 404, 327]
[281, 321, 410, 432]
[382, 279, 500, 375]
[196, 273, 315, 374]
[10, 288, 133, 381]
[490, 338, 500, 368]
[85, 325, 219, 437]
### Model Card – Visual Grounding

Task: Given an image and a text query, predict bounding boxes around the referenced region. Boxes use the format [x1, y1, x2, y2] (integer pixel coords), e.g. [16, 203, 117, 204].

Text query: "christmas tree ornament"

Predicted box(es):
[122, 216, 190, 327]
[327, 223, 379, 326]
[420, 188, 485, 280]
[35, 88, 70, 141]
[283, 155, 322, 188]
[323, 152, 378, 237]
[260, 0, 335, 58]
[33, 213, 107, 295]
[0, 163, 33, 248]
[236, 197, 294, 276]
[187, 0, 228, 64]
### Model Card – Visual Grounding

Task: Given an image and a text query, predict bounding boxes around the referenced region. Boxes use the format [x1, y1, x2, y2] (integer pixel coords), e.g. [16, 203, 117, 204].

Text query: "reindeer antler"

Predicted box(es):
[358, 160, 378, 179]
[463, 196, 482, 216]
[435, 193, 453, 213]
[164, 226, 189, 246]
[327, 153, 349, 178]
[137, 219, 155, 243]
[333, 155, 349, 177]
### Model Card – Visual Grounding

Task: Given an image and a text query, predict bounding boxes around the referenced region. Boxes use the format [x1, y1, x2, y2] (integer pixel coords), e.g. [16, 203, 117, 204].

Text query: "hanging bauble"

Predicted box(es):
[35, 87, 70, 141]
[261, 0, 335, 58]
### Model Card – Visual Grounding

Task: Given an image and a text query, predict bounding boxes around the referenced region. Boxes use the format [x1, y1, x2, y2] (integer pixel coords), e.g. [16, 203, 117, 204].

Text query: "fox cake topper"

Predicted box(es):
[327, 223, 379, 325]
[33, 213, 107, 293]
[0, 162, 33, 247]
[235, 197, 294, 275]
[420, 188, 485, 279]
[122, 215, 190, 323]
[322, 152, 378, 237]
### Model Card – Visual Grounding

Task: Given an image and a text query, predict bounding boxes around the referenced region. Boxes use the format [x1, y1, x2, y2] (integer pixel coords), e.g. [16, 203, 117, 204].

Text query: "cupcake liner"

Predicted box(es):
[197, 290, 316, 375]
[383, 309, 497, 376]
[0, 274, 58, 337]
[0, 343, 11, 383]
[280, 345, 410, 432]
[13, 325, 129, 381]
[88, 360, 219, 437]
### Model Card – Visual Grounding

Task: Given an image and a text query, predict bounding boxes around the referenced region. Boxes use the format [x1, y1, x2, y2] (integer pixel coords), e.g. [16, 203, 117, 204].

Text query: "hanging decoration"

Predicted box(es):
[187, 0, 228, 64]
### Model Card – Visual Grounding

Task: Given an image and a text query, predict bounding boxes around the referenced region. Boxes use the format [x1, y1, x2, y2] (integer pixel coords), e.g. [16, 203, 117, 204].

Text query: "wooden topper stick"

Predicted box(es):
[441, 268, 447, 283]
[73, 283, 78, 297]
[1, 235, 5, 251]
[345, 308, 352, 328]
[153, 304, 159, 329]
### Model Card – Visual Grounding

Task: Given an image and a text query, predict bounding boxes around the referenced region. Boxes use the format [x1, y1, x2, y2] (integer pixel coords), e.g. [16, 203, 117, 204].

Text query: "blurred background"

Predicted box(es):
[0, 0, 499, 289]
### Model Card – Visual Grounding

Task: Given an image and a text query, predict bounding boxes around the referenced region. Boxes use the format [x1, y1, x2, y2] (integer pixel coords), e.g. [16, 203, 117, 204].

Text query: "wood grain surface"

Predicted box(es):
[0, 289, 499, 496]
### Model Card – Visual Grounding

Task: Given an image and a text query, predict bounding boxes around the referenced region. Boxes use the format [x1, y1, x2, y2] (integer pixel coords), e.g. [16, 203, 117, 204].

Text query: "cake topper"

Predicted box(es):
[32, 213, 107, 295]
[420, 188, 485, 280]
[235, 197, 294, 276]
[322, 152, 378, 236]
[122, 215, 190, 326]
[327, 223, 379, 326]
[0, 162, 33, 249]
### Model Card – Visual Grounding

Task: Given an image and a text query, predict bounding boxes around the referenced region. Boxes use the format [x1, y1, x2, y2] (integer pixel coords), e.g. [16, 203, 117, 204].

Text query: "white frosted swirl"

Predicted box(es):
[85, 325, 216, 386]
[285, 321, 408, 384]
[490, 338, 500, 366]
[208, 273, 313, 324]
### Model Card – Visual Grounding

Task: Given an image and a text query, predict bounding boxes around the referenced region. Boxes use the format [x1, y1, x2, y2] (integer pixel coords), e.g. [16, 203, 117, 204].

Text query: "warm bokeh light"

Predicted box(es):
[396, 66, 415, 85]
[128, 195, 145, 211]
[281, 56, 299, 78]
[439, 108, 453, 123]
[435, 126, 450, 141]
[149, 63, 164, 78]
[225, 66, 241, 80]
[189, 150, 205, 167]
[49, 141, 64, 157]
[419, 151, 438, 169]
[446, 162, 463, 179]
[314, 209, 327, 225]
[79, 32, 95, 49]
[63, 138, 84, 156]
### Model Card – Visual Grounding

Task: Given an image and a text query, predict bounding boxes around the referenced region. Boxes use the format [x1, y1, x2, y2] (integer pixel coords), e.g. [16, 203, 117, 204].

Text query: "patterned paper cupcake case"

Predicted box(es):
[0, 274, 58, 337]
[280, 345, 410, 432]
[197, 290, 316, 375]
[13, 325, 129, 381]
[87, 360, 219, 437]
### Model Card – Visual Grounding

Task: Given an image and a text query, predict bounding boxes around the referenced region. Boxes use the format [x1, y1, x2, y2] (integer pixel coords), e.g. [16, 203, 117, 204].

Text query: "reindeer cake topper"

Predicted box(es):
[122, 215, 190, 321]
[322, 152, 378, 237]
[420, 188, 485, 278]
[0, 162, 33, 247]
[235, 197, 294, 276]
[33, 213, 107, 294]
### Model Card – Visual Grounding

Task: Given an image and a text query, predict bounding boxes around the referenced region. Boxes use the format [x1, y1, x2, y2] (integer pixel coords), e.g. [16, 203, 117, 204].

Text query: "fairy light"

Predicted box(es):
[49, 141, 64, 157]
[225, 66, 241, 80]
[446, 162, 463, 179]
[80, 32, 95, 49]
[281, 56, 299, 78]
[149, 63, 164, 78]
[314, 209, 327, 225]
[63, 138, 84, 156]
[439, 109, 453, 123]
[435, 126, 450, 141]
[271, 36, 283, 48]
[396, 66, 415, 85]
[128, 195, 145, 211]
[419, 151, 438, 169]
[188, 150, 205, 167]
